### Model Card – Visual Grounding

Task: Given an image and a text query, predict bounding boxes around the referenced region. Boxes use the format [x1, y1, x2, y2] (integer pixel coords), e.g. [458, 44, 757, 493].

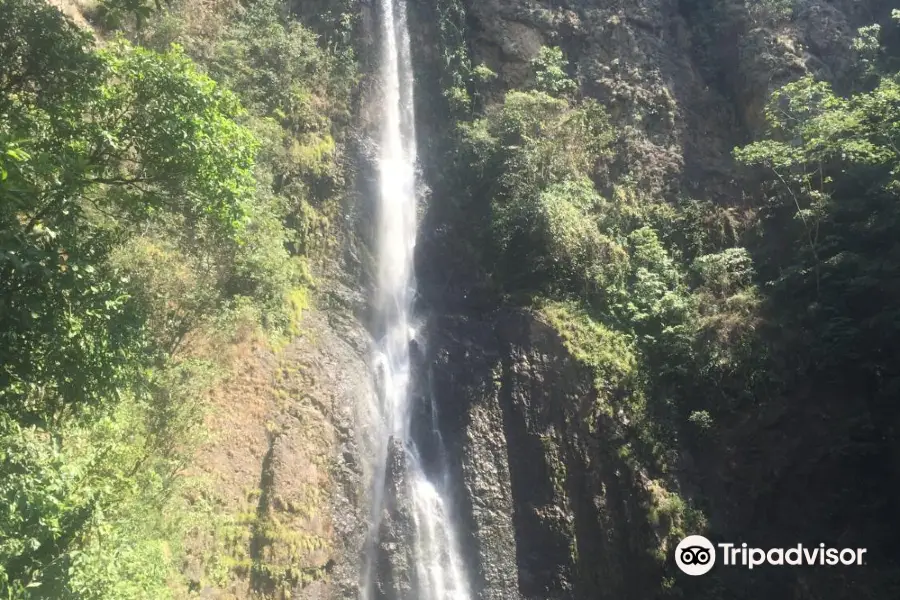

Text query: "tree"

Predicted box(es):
[531, 46, 577, 98]
[1, 0, 257, 424]
[735, 73, 900, 392]
[460, 89, 615, 292]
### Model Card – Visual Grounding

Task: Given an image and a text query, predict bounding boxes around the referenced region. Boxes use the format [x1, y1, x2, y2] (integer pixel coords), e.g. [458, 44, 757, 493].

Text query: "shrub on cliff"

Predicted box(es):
[736, 72, 900, 397]
[455, 47, 762, 481]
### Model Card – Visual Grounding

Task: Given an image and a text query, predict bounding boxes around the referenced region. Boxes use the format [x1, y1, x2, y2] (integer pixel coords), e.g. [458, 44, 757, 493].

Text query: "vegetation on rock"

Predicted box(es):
[4, 0, 900, 597]
[438, 9, 900, 594]
[0, 0, 357, 595]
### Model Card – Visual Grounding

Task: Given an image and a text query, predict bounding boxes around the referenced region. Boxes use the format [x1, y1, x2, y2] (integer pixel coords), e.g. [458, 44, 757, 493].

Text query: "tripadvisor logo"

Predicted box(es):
[675, 535, 716, 575]
[675, 535, 868, 576]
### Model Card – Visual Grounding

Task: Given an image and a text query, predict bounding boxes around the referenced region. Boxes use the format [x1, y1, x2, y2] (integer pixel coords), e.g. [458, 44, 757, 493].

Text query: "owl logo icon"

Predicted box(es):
[675, 535, 716, 576]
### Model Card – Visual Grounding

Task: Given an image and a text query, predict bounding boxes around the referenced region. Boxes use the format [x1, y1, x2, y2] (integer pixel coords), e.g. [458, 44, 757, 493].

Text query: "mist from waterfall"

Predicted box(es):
[360, 0, 471, 599]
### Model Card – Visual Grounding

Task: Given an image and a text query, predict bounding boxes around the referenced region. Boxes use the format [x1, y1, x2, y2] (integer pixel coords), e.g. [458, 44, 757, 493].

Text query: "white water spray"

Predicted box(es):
[362, 0, 471, 599]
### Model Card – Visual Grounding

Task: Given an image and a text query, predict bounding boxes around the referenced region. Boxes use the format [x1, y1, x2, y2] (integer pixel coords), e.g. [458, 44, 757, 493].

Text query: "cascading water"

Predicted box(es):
[361, 0, 471, 599]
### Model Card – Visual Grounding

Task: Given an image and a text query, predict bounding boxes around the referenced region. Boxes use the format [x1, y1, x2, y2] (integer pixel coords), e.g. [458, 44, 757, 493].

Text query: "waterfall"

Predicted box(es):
[361, 0, 472, 599]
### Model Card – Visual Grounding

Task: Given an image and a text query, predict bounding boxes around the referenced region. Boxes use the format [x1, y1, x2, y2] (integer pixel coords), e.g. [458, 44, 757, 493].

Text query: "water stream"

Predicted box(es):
[361, 0, 472, 598]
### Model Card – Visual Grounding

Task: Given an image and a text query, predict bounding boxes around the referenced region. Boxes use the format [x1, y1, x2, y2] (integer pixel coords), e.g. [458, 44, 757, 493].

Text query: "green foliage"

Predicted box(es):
[531, 46, 577, 98]
[178, 0, 355, 259]
[473, 64, 498, 83]
[647, 482, 706, 564]
[460, 89, 615, 293]
[434, 0, 477, 114]
[0, 371, 210, 597]
[655, 197, 740, 261]
[454, 44, 770, 576]
[541, 301, 639, 409]
[0, 0, 344, 596]
[207, 1, 335, 118]
[457, 50, 752, 411]
[96, 41, 258, 232]
[746, 0, 794, 24]
[735, 72, 900, 391]
[692, 248, 754, 299]
[95, 0, 168, 30]
[687, 410, 714, 430]
[538, 180, 623, 289]
[0, 0, 101, 111]
[853, 24, 883, 75]
[0, 24, 258, 421]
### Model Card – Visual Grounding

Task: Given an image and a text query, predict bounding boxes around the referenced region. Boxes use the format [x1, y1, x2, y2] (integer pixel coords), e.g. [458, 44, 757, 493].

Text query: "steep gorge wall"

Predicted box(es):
[404, 0, 899, 599]
[424, 311, 669, 600]
[409, 0, 894, 303]
[460, 0, 888, 198]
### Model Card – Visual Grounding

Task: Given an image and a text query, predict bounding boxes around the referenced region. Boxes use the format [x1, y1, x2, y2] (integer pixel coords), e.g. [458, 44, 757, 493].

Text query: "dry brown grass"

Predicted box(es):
[172, 311, 342, 599]
[47, 0, 95, 29]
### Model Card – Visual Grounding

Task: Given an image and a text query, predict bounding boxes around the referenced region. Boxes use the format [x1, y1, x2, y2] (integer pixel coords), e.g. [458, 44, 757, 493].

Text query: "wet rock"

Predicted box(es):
[400, 1, 895, 599]
[374, 438, 416, 600]
[426, 311, 664, 600]
[461, 371, 520, 600]
[451, 0, 884, 201]
[268, 306, 374, 600]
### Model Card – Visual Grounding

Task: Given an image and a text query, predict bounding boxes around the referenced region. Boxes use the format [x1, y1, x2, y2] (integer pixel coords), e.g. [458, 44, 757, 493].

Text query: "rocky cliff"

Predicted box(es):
[401, 0, 900, 599]
[131, 0, 899, 596]
[425, 311, 671, 599]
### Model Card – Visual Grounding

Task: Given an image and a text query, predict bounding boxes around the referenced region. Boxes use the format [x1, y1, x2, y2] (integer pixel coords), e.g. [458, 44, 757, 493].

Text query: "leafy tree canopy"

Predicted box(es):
[1, 0, 256, 423]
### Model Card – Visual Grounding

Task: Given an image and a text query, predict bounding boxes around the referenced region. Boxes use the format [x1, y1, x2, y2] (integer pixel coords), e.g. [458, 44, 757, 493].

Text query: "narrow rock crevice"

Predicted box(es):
[250, 432, 279, 595]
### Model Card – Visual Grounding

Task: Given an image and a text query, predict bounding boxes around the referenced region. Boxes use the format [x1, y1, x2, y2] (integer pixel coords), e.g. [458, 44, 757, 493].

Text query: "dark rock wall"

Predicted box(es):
[460, 0, 891, 199]
[373, 439, 417, 600]
[426, 312, 667, 600]
[346, 0, 900, 599]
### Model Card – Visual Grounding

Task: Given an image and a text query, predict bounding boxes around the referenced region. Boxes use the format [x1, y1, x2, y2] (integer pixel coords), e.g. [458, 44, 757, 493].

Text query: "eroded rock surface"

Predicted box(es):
[461, 0, 886, 198]
[406, 2, 896, 599]
[179, 298, 374, 600]
[373, 439, 416, 600]
[426, 312, 665, 600]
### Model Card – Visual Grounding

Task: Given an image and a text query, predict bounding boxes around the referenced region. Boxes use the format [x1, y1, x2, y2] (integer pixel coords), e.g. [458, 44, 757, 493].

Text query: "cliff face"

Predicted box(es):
[409, 0, 893, 303]
[460, 0, 886, 198]
[177, 296, 375, 600]
[403, 0, 900, 599]
[425, 311, 668, 600]
[170, 0, 900, 596]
